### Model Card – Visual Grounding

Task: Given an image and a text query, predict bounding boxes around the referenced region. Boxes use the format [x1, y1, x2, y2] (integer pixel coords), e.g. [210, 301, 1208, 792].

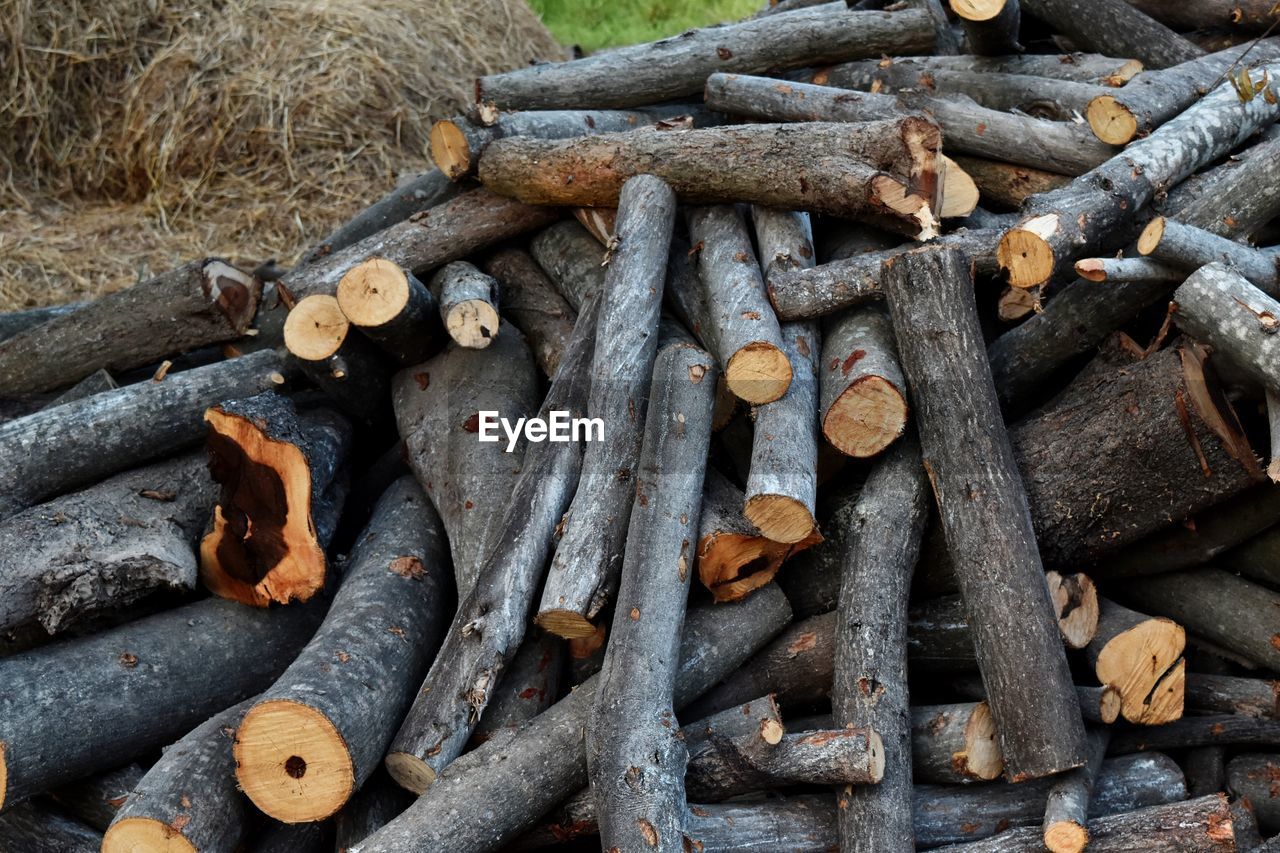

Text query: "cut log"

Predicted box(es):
[1121, 569, 1280, 670]
[200, 393, 352, 607]
[912, 702, 1005, 783]
[950, 676, 1122, 724]
[587, 335, 717, 852]
[996, 61, 1280, 288]
[1046, 571, 1100, 649]
[0, 451, 213, 636]
[0, 595, 324, 809]
[474, 4, 934, 110]
[528, 220, 607, 312]
[280, 188, 560, 302]
[1112, 713, 1280, 752]
[0, 801, 101, 852]
[384, 296, 599, 793]
[819, 51, 1145, 83]
[818, 305, 908, 458]
[1228, 754, 1280, 833]
[1086, 597, 1185, 725]
[102, 698, 255, 853]
[391, 333, 539, 595]
[1042, 727, 1111, 853]
[954, 156, 1072, 208]
[1073, 256, 1181, 283]
[333, 771, 413, 852]
[0, 302, 85, 344]
[1087, 42, 1280, 144]
[234, 477, 450, 822]
[1174, 262, 1280, 394]
[429, 261, 501, 349]
[687, 727, 884, 801]
[1140, 217, 1279, 293]
[51, 764, 144, 832]
[349, 587, 792, 853]
[0, 259, 261, 394]
[685, 205, 793, 404]
[471, 630, 564, 743]
[696, 469, 821, 603]
[335, 258, 442, 365]
[573, 207, 616, 246]
[300, 169, 460, 266]
[1187, 673, 1280, 718]
[952, 0, 1024, 54]
[536, 175, 675, 639]
[480, 248, 577, 377]
[478, 120, 944, 239]
[283, 294, 390, 419]
[883, 246, 1087, 781]
[1020, 0, 1204, 68]
[0, 348, 295, 520]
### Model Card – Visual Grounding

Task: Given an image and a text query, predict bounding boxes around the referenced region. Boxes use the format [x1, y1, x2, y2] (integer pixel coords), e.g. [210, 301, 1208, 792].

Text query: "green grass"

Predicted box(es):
[528, 0, 762, 53]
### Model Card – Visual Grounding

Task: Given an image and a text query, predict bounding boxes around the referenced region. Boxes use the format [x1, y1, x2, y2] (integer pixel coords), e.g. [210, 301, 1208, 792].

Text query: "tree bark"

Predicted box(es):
[1174, 263, 1280, 395]
[1224, 522, 1280, 586]
[819, 305, 908, 458]
[1140, 217, 1279, 293]
[0, 302, 84, 344]
[952, 0, 1024, 54]
[528, 220, 607, 313]
[536, 175, 675, 638]
[430, 261, 502, 349]
[1021, 0, 1204, 68]
[200, 393, 352, 606]
[102, 698, 255, 853]
[283, 294, 391, 421]
[391, 333, 539, 596]
[686, 728, 884, 801]
[280, 188, 560, 301]
[1042, 727, 1111, 853]
[0, 801, 101, 852]
[1227, 753, 1280, 833]
[832, 438, 928, 852]
[479, 120, 944, 239]
[912, 702, 1005, 783]
[0, 348, 295, 520]
[1185, 746, 1227, 797]
[1187, 673, 1280, 718]
[333, 771, 413, 852]
[233, 477, 450, 823]
[48, 368, 119, 407]
[50, 764, 144, 832]
[481, 248, 577, 377]
[335, 258, 442, 366]
[475, 4, 934, 110]
[471, 630, 565, 743]
[0, 259, 261, 395]
[1112, 713, 1280, 752]
[349, 587, 792, 853]
[1073, 256, 1182, 283]
[384, 296, 598, 793]
[1086, 597, 1186, 725]
[883, 246, 1087, 781]
[0, 594, 324, 809]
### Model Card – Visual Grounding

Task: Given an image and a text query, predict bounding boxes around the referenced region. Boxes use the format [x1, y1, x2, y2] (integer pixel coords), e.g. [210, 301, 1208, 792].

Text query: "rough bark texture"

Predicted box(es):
[1042, 727, 1110, 853]
[1111, 713, 1280, 752]
[0, 595, 323, 809]
[1021, 0, 1204, 68]
[479, 120, 944, 238]
[102, 698, 255, 853]
[953, 0, 1024, 54]
[335, 258, 441, 366]
[385, 296, 598, 793]
[528, 220, 608, 313]
[51, 764, 144, 832]
[819, 305, 908, 458]
[1073, 256, 1181, 283]
[0, 452, 213, 635]
[1140, 217, 1279, 294]
[1187, 673, 1280, 718]
[481, 248, 577, 377]
[350, 587, 792, 853]
[233, 477, 450, 823]
[833, 439, 928, 852]
[1124, 0, 1279, 31]
[471, 630, 564, 743]
[391, 332, 538, 595]
[687, 728, 883, 800]
[0, 302, 84, 344]
[1085, 597, 1186, 725]
[957, 156, 1072, 207]
[0, 259, 261, 394]
[0, 801, 101, 852]
[912, 702, 1005, 783]
[430, 261, 502, 350]
[475, 4, 934, 110]
[1175, 262, 1280, 394]
[333, 771, 413, 852]
[49, 368, 119, 407]
[537, 175, 675, 638]
[883, 246, 1087, 781]
[823, 51, 1145, 82]
[0, 348, 294, 520]
[1227, 754, 1280, 833]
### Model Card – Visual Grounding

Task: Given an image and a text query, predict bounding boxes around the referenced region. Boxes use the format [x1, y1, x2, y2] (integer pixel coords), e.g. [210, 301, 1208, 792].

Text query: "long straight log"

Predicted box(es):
[0, 348, 294, 520]
[528, 220, 607, 313]
[1020, 0, 1204, 68]
[1140, 217, 1279, 293]
[335, 258, 442, 365]
[1174, 263, 1280, 393]
[480, 248, 577, 377]
[102, 698, 255, 853]
[349, 587, 792, 853]
[1073, 256, 1181, 283]
[384, 295, 599, 793]
[0, 302, 85, 344]
[815, 51, 1145, 83]
[0, 801, 101, 852]
[1111, 713, 1280, 752]
[0, 259, 260, 394]
[536, 175, 675, 638]
[0, 595, 324, 809]
[233, 477, 450, 823]
[474, 4, 934, 110]
[883, 246, 1087, 781]
[1187, 673, 1280, 718]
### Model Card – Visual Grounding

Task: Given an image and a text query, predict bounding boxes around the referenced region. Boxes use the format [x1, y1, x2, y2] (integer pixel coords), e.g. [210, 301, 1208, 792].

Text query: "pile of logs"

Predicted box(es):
[7, 0, 1280, 851]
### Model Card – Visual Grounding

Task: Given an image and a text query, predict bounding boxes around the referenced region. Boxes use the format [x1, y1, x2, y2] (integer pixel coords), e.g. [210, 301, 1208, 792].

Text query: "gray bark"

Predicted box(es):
[1187, 673, 1280, 718]
[430, 261, 501, 349]
[528, 220, 607, 313]
[912, 702, 1005, 783]
[818, 305, 907, 458]
[481, 248, 577, 377]
[954, 0, 1024, 54]
[49, 369, 118, 407]
[1073, 256, 1182, 283]
[335, 259, 441, 366]
[471, 630, 564, 743]
[333, 771, 413, 852]
[1228, 754, 1280, 833]
[0, 302, 84, 344]
[686, 728, 883, 800]
[0, 801, 101, 852]
[1142, 217, 1279, 294]
[50, 764, 144, 832]
[1112, 713, 1280, 752]
[1174, 262, 1280, 394]
[1021, 0, 1204, 68]
[1042, 727, 1111, 853]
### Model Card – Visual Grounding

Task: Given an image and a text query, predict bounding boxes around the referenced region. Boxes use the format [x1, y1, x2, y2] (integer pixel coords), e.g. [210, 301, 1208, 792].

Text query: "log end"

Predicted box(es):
[949, 0, 1009, 21]
[1099, 684, 1122, 724]
[997, 219, 1057, 289]
[870, 175, 940, 242]
[234, 699, 355, 822]
[429, 119, 472, 181]
[940, 156, 979, 220]
[760, 718, 785, 746]
[1074, 258, 1108, 282]
[1135, 657, 1186, 726]
[868, 728, 886, 782]
[743, 494, 817, 545]
[1048, 571, 1100, 649]
[1137, 217, 1166, 256]
[535, 609, 600, 640]
[445, 300, 501, 349]
[102, 816, 199, 853]
[202, 259, 262, 334]
[696, 529, 821, 603]
[1087, 95, 1138, 146]
[1044, 819, 1089, 853]
[336, 258, 413, 329]
[961, 702, 1004, 781]
[283, 294, 350, 361]
[997, 285, 1038, 321]
[822, 375, 908, 459]
[385, 750, 436, 795]
[1095, 616, 1186, 725]
[725, 342, 792, 404]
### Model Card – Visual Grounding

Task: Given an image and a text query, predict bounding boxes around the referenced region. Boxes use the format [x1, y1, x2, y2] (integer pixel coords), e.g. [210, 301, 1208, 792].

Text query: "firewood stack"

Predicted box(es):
[6, 1, 1280, 850]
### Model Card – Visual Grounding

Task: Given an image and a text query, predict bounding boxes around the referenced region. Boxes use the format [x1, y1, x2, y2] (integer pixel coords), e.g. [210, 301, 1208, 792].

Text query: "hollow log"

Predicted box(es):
[0, 801, 101, 852]
[430, 261, 502, 349]
[883, 246, 1087, 781]
[1086, 597, 1185, 725]
[391, 333, 538, 596]
[283, 294, 390, 419]
[818, 305, 907, 458]
[384, 296, 599, 793]
[528, 220, 607, 313]
[0, 595, 324, 809]
[952, 0, 1024, 54]
[474, 4, 934, 110]
[1174, 262, 1280, 394]
[1140, 217, 1279, 294]
[50, 764, 144, 832]
[1021, 0, 1204, 68]
[0, 259, 260, 395]
[480, 248, 577, 377]
[0, 348, 294, 520]
[102, 698, 255, 853]
[335, 258, 442, 365]
[200, 393, 351, 607]
[536, 175, 675, 638]
[478, 120, 944, 239]
[1042, 727, 1111, 853]
[234, 477, 450, 823]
